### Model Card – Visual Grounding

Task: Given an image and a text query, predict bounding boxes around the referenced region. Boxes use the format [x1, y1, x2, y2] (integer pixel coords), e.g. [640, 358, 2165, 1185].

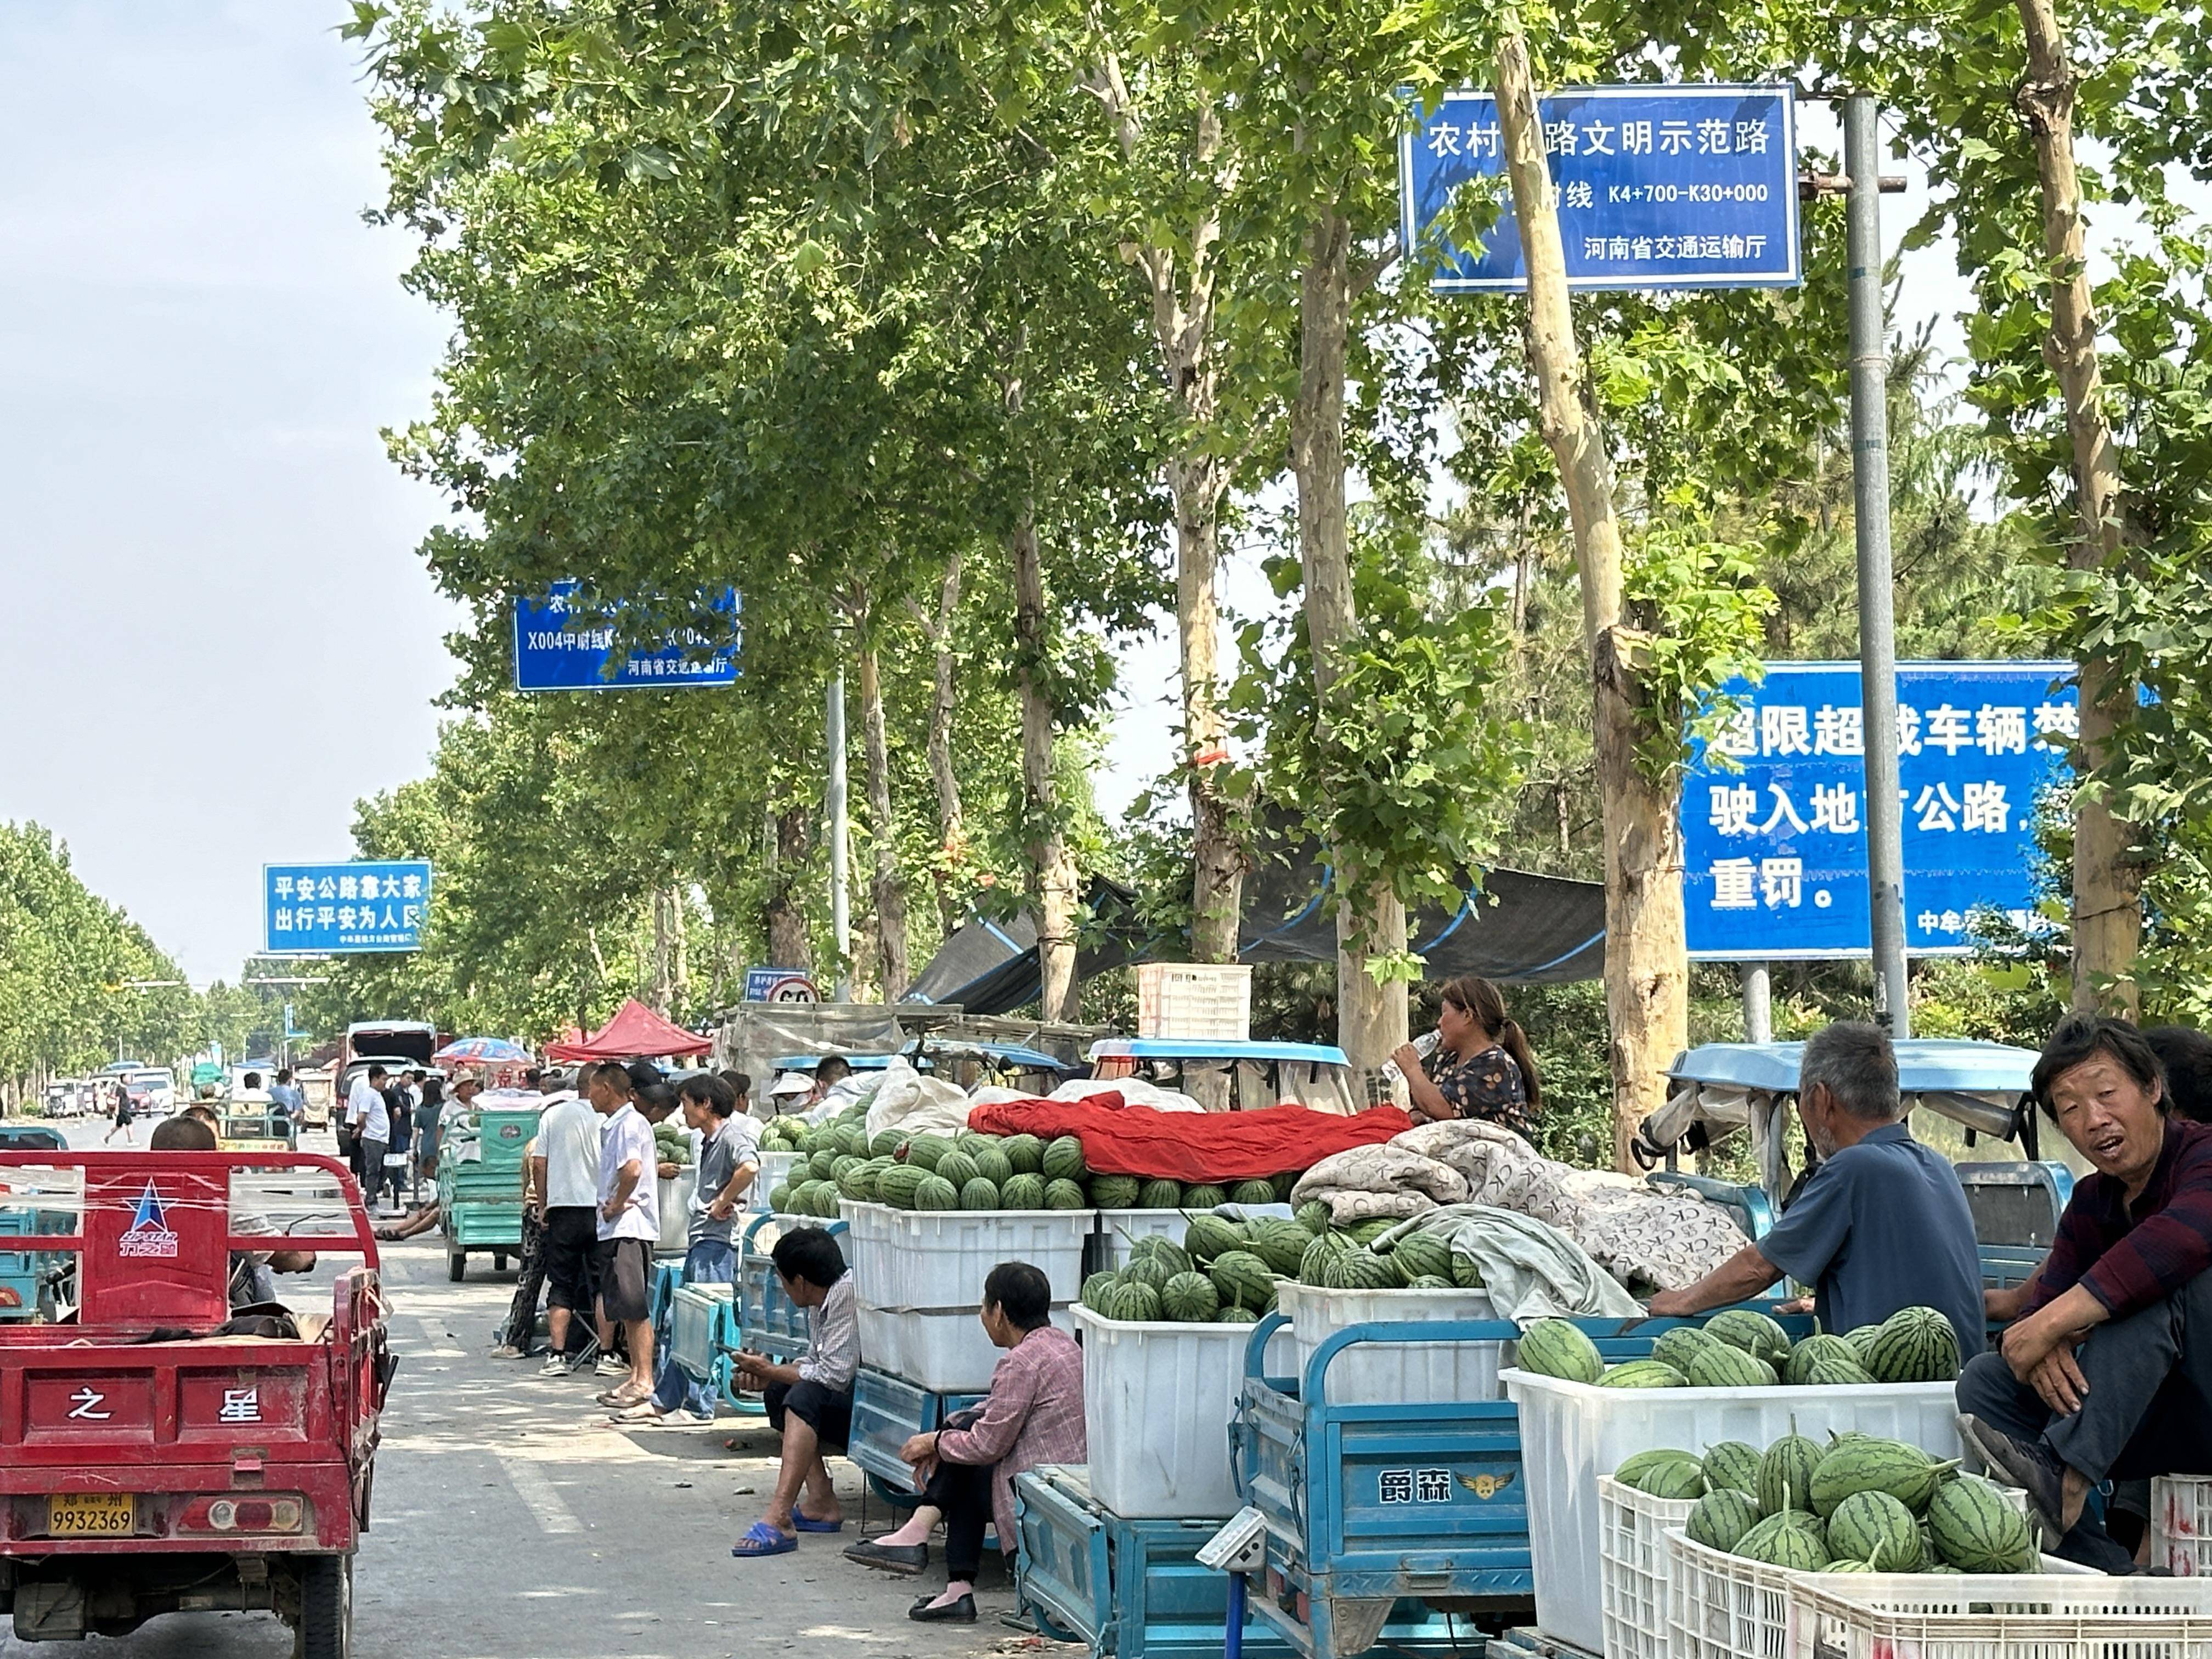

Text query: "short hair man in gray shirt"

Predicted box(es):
[1649, 1022, 1987, 1358]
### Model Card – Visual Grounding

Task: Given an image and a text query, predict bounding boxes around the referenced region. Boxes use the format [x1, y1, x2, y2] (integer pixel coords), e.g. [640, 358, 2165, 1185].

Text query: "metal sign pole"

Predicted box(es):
[1846, 95, 1911, 1037]
[826, 672, 853, 1001]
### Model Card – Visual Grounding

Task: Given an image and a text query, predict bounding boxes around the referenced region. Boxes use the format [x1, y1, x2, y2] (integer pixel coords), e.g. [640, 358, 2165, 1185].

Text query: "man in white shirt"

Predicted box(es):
[345, 1066, 392, 1210]
[530, 1073, 607, 1376]
[589, 1062, 661, 1408]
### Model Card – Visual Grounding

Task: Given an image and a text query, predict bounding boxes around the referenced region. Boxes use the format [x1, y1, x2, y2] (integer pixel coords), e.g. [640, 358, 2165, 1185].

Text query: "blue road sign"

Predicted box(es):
[264, 861, 433, 955]
[513, 580, 741, 691]
[1681, 663, 2077, 959]
[1400, 84, 1800, 292]
[744, 967, 820, 1004]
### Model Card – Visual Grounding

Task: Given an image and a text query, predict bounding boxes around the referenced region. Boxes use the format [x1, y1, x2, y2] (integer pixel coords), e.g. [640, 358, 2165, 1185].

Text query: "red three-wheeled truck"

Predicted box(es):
[0, 1151, 392, 1655]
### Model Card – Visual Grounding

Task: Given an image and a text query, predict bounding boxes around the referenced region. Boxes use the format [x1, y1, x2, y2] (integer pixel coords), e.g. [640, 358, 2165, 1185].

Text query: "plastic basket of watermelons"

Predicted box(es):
[1504, 1305, 1972, 1655]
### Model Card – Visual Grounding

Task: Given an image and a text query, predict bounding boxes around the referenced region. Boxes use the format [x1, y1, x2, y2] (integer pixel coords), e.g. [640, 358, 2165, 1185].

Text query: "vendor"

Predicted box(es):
[731, 1227, 859, 1557]
[844, 1262, 1084, 1621]
[1958, 1015, 2212, 1568]
[1392, 976, 1542, 1140]
[1647, 1021, 1984, 1361]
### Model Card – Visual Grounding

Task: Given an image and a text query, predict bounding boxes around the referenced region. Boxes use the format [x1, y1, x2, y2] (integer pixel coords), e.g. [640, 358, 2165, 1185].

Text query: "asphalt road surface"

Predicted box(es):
[7, 1119, 1023, 1658]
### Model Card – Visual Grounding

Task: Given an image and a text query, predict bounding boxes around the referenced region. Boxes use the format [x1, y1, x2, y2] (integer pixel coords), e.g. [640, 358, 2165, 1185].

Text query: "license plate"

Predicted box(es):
[48, 1493, 134, 1536]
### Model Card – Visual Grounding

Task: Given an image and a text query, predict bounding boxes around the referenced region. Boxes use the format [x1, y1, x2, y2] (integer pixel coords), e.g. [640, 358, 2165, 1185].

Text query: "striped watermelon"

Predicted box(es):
[1784, 1333, 1871, 1385]
[1102, 1279, 1160, 1322]
[1247, 1220, 1314, 1277]
[1183, 1214, 1246, 1264]
[1636, 1458, 1706, 1499]
[1653, 1326, 1723, 1374]
[1088, 1175, 1142, 1208]
[1808, 1438, 1957, 1517]
[1043, 1178, 1088, 1210]
[1518, 1319, 1604, 1384]
[1615, 1449, 1701, 1488]
[1231, 1180, 1278, 1207]
[1138, 1179, 1183, 1209]
[972, 1146, 1014, 1186]
[1705, 1308, 1791, 1364]
[1160, 1271, 1220, 1321]
[1207, 1250, 1277, 1311]
[1700, 1441, 1762, 1497]
[1002, 1133, 1045, 1175]
[1183, 1183, 1227, 1210]
[1131, 1235, 1193, 1276]
[1757, 1436, 1821, 1517]
[1733, 1511, 1829, 1569]
[1859, 1306, 1961, 1383]
[1685, 1487, 1760, 1553]
[1217, 1305, 1262, 1324]
[1388, 1232, 1454, 1285]
[959, 1177, 1000, 1210]
[1080, 1270, 1119, 1312]
[1326, 1249, 1398, 1291]
[1683, 1344, 1777, 1389]
[1598, 1360, 1686, 1389]
[1294, 1200, 1333, 1234]
[1926, 1474, 2036, 1572]
[934, 1149, 979, 1188]
[914, 1174, 960, 1211]
[1825, 1490, 1923, 1571]
[1042, 1136, 1088, 1181]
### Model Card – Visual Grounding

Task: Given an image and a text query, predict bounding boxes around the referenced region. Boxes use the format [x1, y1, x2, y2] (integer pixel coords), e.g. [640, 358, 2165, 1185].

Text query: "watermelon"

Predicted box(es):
[1388, 1232, 1454, 1285]
[1217, 1305, 1262, 1324]
[1102, 1280, 1160, 1322]
[1000, 1173, 1046, 1210]
[1043, 1177, 1088, 1210]
[1298, 1236, 1345, 1284]
[958, 1177, 1000, 1210]
[934, 1149, 979, 1188]
[1860, 1306, 1962, 1384]
[1208, 1250, 1276, 1312]
[1450, 1252, 1484, 1289]
[1686, 1487, 1761, 1553]
[1808, 1438, 1958, 1517]
[1705, 1308, 1791, 1364]
[1002, 1134, 1046, 1174]
[1041, 1136, 1087, 1181]
[1160, 1271, 1221, 1321]
[1328, 1249, 1399, 1291]
[870, 1129, 904, 1158]
[972, 1146, 1014, 1187]
[838, 1124, 870, 1158]
[913, 1174, 960, 1211]
[1295, 1200, 1333, 1234]
[1599, 1360, 1687, 1389]
[1138, 1179, 1183, 1209]
[1653, 1326, 1723, 1374]
[1518, 1319, 1604, 1384]
[1080, 1270, 1119, 1312]
[1248, 1220, 1315, 1277]
[1131, 1235, 1193, 1276]
[1183, 1214, 1246, 1265]
[1841, 1324, 1883, 1366]
[1758, 1436, 1822, 1517]
[830, 1154, 864, 1182]
[903, 1134, 953, 1171]
[1734, 1511, 1830, 1570]
[1090, 1175, 1142, 1209]
[1406, 1274, 1454, 1290]
[768, 1181, 793, 1212]
[1683, 1344, 1778, 1389]
[1615, 1449, 1702, 1489]
[1637, 1458, 1707, 1499]
[1183, 1183, 1227, 1210]
[1230, 1180, 1278, 1207]
[1269, 1172, 1299, 1200]
[1348, 1218, 1397, 1246]
[809, 1149, 838, 1181]
[1825, 1490, 1923, 1572]
[1121, 1255, 1171, 1293]
[1701, 1442, 1762, 1498]
[1784, 1333, 1874, 1386]
[1926, 1474, 2036, 1572]
[836, 1165, 876, 1203]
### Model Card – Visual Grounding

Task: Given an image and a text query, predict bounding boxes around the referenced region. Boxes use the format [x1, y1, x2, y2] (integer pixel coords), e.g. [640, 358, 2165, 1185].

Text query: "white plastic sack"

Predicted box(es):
[1049, 1075, 1206, 1114]
[863, 1057, 972, 1145]
[802, 1068, 885, 1124]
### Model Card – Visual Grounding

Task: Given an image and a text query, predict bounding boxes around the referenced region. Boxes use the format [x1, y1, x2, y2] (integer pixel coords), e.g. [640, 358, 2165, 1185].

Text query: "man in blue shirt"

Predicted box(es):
[1649, 1022, 1985, 1359]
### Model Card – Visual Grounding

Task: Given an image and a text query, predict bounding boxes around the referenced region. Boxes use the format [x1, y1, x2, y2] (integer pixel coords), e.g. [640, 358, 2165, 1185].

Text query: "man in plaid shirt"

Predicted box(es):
[1960, 1015, 2212, 1569]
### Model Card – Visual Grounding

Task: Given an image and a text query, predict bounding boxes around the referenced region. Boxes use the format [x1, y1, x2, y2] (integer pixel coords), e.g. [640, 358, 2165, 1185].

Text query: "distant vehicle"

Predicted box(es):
[298, 1068, 336, 1129]
[122, 1066, 177, 1116]
[334, 1022, 439, 1120]
[39, 1081, 95, 1119]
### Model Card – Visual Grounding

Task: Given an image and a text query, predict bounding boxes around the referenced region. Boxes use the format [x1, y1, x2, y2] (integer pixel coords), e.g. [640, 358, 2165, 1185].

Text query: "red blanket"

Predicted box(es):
[966, 1096, 1413, 1183]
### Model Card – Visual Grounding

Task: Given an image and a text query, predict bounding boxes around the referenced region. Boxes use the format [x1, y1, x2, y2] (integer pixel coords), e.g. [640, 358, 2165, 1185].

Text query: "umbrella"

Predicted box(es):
[433, 1036, 534, 1065]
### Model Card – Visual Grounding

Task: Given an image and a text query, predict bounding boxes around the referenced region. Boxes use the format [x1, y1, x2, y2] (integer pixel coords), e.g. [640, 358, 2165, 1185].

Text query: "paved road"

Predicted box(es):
[5, 1120, 1021, 1658]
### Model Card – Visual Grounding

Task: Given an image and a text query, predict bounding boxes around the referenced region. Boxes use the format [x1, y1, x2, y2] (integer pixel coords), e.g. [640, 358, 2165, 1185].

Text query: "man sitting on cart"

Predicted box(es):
[1648, 1021, 1985, 1363]
[730, 1227, 857, 1558]
[1959, 1014, 2212, 1569]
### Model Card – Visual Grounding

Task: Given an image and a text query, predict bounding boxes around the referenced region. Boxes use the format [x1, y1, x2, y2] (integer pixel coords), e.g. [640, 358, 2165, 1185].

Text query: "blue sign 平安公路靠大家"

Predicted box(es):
[513, 581, 741, 691]
[1680, 662, 2076, 959]
[264, 862, 432, 955]
[1400, 84, 1800, 292]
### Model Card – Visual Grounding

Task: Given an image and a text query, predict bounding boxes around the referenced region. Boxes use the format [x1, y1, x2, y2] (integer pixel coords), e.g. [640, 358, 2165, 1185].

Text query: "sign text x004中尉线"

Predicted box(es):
[1679, 662, 2076, 959]
[1399, 84, 1801, 293]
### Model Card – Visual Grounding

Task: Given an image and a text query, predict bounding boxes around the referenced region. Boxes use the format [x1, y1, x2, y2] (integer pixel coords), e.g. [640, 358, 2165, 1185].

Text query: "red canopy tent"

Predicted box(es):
[544, 998, 712, 1063]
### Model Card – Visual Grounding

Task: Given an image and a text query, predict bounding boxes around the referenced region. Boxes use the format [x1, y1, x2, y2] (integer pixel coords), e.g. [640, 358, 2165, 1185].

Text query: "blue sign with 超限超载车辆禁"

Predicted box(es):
[1400, 84, 1800, 292]
[1681, 663, 2078, 960]
[512, 580, 742, 691]
[264, 861, 432, 955]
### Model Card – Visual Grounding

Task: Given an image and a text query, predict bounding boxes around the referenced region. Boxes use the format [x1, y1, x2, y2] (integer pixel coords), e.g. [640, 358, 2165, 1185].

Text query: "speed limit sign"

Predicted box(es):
[745, 967, 819, 1003]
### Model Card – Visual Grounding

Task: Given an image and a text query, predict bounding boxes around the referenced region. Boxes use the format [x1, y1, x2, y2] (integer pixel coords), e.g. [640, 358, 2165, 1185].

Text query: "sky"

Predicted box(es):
[0, 4, 462, 987]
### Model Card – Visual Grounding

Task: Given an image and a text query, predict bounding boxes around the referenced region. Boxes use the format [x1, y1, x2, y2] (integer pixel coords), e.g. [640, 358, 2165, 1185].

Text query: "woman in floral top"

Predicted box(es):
[1392, 975, 1543, 1141]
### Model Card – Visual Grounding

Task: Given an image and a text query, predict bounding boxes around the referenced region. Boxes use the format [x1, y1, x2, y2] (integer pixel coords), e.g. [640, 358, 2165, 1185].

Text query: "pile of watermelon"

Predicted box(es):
[1079, 1228, 1283, 1324]
[1516, 1305, 1961, 1390]
[1610, 1428, 2041, 1576]
[762, 1111, 1303, 1217]
[1288, 1212, 1486, 1292]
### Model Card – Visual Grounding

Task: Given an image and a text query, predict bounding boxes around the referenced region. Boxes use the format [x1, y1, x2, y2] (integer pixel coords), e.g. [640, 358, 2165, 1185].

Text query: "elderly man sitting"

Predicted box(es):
[1649, 1020, 1985, 1362]
[1959, 1015, 2212, 1569]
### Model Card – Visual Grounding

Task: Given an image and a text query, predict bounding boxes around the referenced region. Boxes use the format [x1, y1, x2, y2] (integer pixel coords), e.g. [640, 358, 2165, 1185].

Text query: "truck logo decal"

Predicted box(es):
[219, 1387, 261, 1424]
[117, 1180, 180, 1260]
[67, 1387, 111, 1420]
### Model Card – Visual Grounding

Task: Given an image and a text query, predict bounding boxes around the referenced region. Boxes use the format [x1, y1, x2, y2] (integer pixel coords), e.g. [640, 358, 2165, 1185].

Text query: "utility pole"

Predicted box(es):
[826, 672, 852, 1001]
[1740, 962, 1773, 1043]
[1844, 96, 1911, 1037]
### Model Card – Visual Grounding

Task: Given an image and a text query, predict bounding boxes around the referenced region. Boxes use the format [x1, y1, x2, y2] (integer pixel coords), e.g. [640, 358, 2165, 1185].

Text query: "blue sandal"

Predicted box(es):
[732, 1520, 798, 1558]
[794, 1514, 842, 1533]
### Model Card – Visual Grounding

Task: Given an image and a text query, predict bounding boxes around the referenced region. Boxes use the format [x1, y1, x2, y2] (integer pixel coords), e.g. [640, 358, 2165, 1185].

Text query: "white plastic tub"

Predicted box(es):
[751, 1149, 803, 1212]
[1273, 1281, 1504, 1405]
[1091, 1208, 1189, 1268]
[1504, 1368, 1963, 1655]
[1070, 1305, 1290, 1519]
[838, 1200, 1095, 1312]
[856, 1302, 905, 1379]
[865, 1304, 1076, 1393]
[656, 1169, 698, 1255]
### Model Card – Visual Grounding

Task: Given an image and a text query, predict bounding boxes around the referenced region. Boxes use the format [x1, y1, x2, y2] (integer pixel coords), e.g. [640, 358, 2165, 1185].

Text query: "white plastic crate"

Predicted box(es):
[751, 1149, 803, 1212]
[856, 1301, 1077, 1392]
[838, 1200, 1095, 1312]
[1503, 1369, 1963, 1656]
[1273, 1282, 1504, 1406]
[1091, 1207, 1189, 1268]
[1136, 962, 1252, 1040]
[1787, 1564, 2209, 1659]
[856, 1301, 905, 1378]
[1070, 1305, 1291, 1519]
[1598, 1475, 1696, 1659]
[2153, 1475, 2212, 1576]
